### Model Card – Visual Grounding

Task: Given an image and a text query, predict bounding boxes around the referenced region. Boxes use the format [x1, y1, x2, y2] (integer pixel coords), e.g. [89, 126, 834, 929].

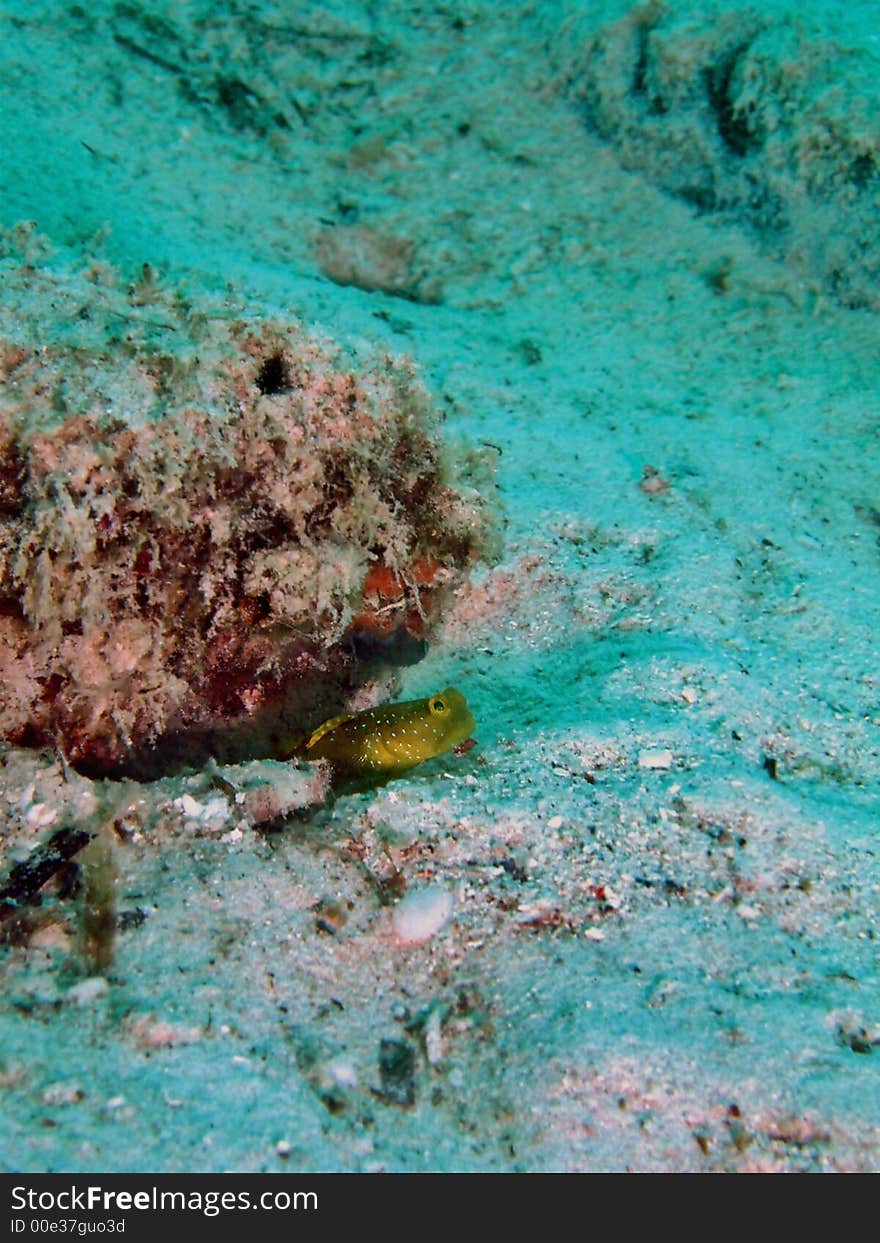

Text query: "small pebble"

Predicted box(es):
[638, 749, 673, 770]
[42, 1082, 84, 1106]
[178, 794, 203, 818]
[547, 815, 563, 830]
[317, 1057, 358, 1091]
[200, 797, 229, 823]
[424, 1008, 444, 1067]
[128, 1015, 202, 1048]
[314, 897, 348, 936]
[391, 885, 453, 945]
[67, 976, 109, 1006]
[25, 802, 58, 829]
[15, 783, 35, 809]
[640, 465, 670, 494]
[276, 1140, 291, 1158]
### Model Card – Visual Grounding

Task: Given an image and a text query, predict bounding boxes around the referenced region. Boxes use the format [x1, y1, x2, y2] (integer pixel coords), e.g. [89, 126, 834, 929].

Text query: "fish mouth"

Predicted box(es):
[446, 708, 476, 751]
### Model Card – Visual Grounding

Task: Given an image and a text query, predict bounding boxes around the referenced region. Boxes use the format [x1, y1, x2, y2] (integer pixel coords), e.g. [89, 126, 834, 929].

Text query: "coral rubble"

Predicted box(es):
[0, 256, 493, 777]
[558, 2, 880, 309]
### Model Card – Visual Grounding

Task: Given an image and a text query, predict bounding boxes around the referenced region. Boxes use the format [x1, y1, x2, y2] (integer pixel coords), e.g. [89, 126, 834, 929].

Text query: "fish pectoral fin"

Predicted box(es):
[305, 713, 353, 751]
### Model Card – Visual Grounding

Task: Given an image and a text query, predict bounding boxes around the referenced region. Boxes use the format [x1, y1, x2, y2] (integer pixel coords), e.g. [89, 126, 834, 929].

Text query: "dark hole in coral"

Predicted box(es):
[11, 722, 47, 750]
[705, 43, 760, 158]
[0, 444, 25, 514]
[351, 627, 428, 667]
[405, 471, 438, 510]
[679, 184, 718, 213]
[851, 153, 876, 190]
[214, 75, 265, 132]
[631, 20, 651, 98]
[135, 578, 152, 617]
[0, 596, 24, 619]
[378, 1038, 416, 1106]
[132, 542, 154, 576]
[255, 352, 290, 395]
[631, 23, 669, 119]
[358, 39, 394, 69]
[40, 672, 66, 702]
[243, 511, 297, 554]
[215, 465, 255, 499]
[336, 199, 359, 221]
[237, 593, 271, 626]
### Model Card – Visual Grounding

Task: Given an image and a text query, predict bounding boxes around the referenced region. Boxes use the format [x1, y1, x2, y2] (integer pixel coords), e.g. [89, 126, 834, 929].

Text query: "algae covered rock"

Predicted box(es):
[558, 2, 880, 310]
[0, 255, 494, 777]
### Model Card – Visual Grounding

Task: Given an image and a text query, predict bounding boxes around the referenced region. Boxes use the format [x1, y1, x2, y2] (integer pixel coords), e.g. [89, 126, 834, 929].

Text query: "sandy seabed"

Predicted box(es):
[1, 0, 879, 1172]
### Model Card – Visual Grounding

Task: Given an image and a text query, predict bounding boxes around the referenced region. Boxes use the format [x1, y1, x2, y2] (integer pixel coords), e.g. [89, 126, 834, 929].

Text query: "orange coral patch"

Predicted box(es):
[411, 556, 442, 586]
[362, 562, 404, 602]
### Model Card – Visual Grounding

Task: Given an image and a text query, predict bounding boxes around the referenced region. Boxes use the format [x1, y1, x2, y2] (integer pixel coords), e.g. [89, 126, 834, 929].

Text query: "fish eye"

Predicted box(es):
[429, 696, 447, 714]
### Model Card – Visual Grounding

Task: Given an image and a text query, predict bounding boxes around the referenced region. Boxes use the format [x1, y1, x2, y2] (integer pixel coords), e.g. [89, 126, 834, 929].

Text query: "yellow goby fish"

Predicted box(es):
[302, 687, 475, 780]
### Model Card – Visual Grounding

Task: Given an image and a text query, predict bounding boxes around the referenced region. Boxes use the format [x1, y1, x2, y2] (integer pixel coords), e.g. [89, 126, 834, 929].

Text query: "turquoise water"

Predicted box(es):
[1, 1, 879, 1172]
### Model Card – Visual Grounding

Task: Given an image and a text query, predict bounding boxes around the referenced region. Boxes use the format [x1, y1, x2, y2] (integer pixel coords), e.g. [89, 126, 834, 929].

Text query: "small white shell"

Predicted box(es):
[391, 885, 454, 945]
